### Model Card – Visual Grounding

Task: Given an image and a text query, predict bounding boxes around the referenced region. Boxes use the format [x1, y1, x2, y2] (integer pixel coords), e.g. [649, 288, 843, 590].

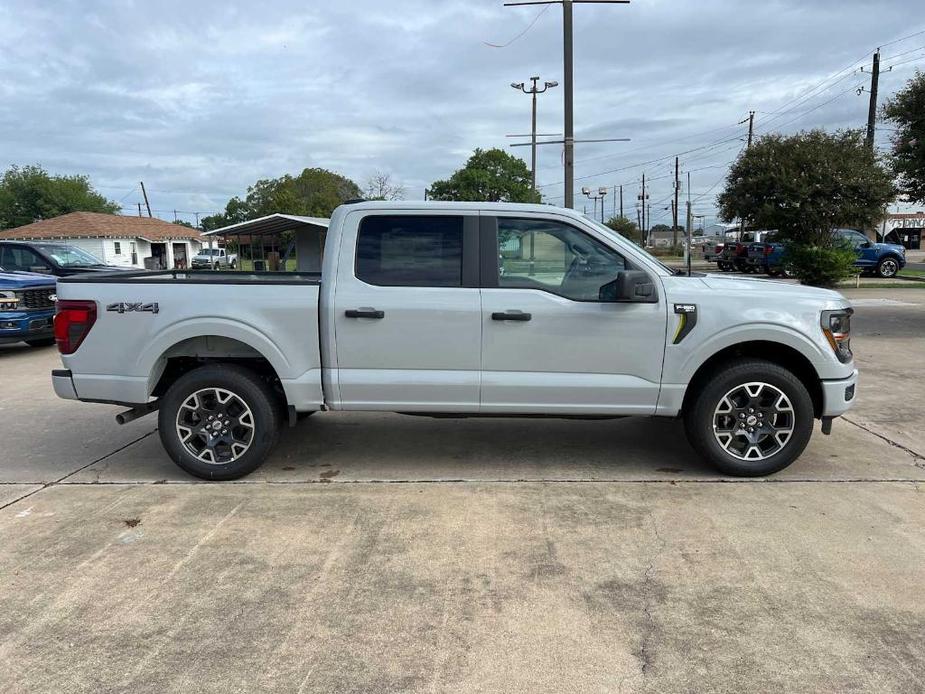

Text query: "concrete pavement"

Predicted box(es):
[0, 287, 923, 692]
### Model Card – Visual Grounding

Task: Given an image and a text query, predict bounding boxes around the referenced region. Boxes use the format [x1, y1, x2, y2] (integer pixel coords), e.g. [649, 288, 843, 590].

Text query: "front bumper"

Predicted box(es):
[820, 369, 859, 418]
[0, 310, 54, 345]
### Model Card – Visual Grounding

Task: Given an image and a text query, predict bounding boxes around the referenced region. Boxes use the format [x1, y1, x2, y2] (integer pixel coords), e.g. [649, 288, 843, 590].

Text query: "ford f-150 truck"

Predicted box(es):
[0, 267, 56, 346]
[50, 201, 858, 480]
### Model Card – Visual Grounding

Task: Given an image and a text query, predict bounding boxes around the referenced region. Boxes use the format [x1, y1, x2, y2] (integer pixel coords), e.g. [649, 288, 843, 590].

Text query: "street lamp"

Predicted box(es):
[512, 76, 558, 191]
[582, 186, 609, 223]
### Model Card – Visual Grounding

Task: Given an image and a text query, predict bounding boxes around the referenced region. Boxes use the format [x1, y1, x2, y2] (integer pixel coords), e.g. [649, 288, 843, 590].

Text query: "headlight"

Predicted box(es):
[821, 308, 853, 364]
[0, 290, 19, 310]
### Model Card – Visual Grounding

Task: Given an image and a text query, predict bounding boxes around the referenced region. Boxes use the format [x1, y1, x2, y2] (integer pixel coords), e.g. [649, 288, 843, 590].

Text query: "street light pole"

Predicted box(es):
[582, 186, 608, 223]
[504, 0, 630, 209]
[512, 77, 558, 191]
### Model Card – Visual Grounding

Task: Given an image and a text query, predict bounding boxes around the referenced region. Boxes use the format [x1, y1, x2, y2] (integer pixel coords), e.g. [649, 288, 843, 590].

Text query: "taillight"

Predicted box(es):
[764, 244, 773, 256]
[54, 300, 97, 355]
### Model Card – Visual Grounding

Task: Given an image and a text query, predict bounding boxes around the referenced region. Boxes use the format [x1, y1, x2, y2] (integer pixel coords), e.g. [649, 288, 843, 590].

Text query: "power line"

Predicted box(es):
[879, 28, 925, 49]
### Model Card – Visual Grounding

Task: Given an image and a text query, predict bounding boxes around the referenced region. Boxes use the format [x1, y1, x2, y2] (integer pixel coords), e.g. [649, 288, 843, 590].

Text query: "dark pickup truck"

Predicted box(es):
[747, 229, 907, 278]
[0, 267, 56, 347]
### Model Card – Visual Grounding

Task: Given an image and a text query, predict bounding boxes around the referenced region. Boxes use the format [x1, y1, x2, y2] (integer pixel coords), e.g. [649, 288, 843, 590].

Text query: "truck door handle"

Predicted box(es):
[345, 309, 384, 319]
[492, 311, 532, 322]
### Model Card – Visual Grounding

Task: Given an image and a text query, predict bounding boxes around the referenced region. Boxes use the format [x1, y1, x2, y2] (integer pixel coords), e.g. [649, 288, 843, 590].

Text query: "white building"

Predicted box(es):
[0, 211, 205, 269]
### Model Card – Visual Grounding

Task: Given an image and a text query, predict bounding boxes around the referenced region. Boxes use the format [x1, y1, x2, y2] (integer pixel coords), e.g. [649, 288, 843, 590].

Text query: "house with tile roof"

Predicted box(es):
[0, 212, 205, 269]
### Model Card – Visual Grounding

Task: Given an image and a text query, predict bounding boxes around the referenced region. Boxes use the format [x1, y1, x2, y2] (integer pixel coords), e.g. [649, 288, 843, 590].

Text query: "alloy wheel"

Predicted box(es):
[175, 387, 255, 464]
[712, 382, 794, 461]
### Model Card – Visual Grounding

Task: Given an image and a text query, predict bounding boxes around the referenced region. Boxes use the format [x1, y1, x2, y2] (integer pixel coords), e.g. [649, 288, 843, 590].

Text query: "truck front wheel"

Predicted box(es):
[158, 364, 280, 480]
[683, 359, 814, 477]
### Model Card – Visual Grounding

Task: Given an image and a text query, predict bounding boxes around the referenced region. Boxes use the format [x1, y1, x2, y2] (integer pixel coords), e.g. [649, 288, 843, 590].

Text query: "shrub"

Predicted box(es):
[783, 243, 857, 287]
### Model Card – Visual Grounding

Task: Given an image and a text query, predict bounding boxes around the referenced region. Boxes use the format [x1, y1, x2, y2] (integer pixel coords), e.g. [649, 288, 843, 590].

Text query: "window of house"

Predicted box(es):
[356, 215, 464, 287]
[496, 218, 627, 301]
[114, 242, 122, 255]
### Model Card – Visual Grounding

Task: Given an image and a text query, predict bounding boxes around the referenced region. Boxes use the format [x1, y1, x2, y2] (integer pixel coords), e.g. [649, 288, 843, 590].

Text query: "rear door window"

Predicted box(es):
[356, 215, 464, 287]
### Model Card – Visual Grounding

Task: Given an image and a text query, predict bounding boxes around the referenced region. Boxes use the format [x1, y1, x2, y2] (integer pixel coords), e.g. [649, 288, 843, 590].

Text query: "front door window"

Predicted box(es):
[496, 218, 626, 301]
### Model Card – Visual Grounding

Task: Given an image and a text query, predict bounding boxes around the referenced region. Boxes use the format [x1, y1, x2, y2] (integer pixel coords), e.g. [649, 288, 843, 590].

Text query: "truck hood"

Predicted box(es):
[0, 270, 57, 289]
[700, 274, 846, 302]
[873, 242, 905, 254]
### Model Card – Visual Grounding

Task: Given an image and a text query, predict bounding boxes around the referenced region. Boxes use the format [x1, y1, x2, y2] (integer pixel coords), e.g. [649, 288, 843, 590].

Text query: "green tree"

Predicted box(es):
[605, 215, 643, 244]
[429, 148, 541, 203]
[201, 168, 362, 231]
[172, 220, 195, 229]
[883, 70, 925, 204]
[0, 165, 119, 229]
[718, 130, 894, 286]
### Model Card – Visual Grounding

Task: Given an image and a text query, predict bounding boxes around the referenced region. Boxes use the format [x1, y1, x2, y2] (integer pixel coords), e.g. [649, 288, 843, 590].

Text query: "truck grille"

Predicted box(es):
[19, 288, 56, 310]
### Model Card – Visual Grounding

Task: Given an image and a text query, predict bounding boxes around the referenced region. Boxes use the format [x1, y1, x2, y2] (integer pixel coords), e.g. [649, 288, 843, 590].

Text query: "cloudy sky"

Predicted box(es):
[0, 0, 923, 227]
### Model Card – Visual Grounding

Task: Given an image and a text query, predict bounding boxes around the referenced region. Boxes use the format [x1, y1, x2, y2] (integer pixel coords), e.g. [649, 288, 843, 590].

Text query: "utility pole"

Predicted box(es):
[140, 181, 152, 218]
[136, 202, 142, 217]
[619, 184, 623, 218]
[672, 156, 680, 247]
[512, 76, 558, 191]
[738, 112, 755, 236]
[866, 50, 880, 150]
[504, 0, 630, 209]
[686, 198, 693, 277]
[194, 212, 200, 230]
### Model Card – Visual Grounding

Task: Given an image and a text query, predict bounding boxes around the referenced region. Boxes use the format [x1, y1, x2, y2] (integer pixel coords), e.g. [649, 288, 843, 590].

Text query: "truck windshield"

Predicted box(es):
[198, 249, 221, 256]
[40, 245, 105, 267]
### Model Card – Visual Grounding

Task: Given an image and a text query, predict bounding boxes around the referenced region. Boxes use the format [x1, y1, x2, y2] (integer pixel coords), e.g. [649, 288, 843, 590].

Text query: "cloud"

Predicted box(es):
[0, 0, 921, 224]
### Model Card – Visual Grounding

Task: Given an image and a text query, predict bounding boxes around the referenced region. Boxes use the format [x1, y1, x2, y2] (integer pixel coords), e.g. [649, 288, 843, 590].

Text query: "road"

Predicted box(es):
[0, 288, 923, 693]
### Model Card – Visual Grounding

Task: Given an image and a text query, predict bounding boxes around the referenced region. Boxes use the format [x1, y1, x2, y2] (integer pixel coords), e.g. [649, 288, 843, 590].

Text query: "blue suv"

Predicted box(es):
[748, 229, 907, 278]
[0, 266, 57, 347]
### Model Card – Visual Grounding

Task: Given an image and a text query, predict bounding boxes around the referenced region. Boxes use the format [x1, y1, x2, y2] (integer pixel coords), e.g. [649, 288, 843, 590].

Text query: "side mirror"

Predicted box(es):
[860, 241, 871, 249]
[600, 270, 656, 302]
[29, 265, 52, 274]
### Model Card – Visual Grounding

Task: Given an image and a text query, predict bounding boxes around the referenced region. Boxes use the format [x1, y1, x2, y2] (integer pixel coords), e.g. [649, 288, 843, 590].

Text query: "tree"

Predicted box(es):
[718, 130, 894, 286]
[605, 215, 643, 244]
[0, 165, 119, 229]
[365, 171, 405, 200]
[429, 148, 541, 203]
[883, 70, 925, 204]
[201, 168, 362, 231]
[172, 220, 195, 229]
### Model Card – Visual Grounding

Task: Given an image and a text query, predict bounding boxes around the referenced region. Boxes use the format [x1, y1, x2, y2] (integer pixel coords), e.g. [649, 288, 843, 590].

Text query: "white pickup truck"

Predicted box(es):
[51, 201, 858, 480]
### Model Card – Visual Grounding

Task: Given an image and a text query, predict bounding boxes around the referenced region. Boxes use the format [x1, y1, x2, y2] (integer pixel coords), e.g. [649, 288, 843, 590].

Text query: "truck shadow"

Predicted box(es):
[269, 412, 712, 480]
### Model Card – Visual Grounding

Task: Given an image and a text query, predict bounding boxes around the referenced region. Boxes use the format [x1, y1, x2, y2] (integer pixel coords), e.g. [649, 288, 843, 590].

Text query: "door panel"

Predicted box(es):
[480, 215, 667, 415]
[331, 213, 482, 411]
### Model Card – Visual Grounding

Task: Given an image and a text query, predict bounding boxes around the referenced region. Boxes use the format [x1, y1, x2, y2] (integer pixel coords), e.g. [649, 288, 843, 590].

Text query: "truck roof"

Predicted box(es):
[338, 200, 587, 219]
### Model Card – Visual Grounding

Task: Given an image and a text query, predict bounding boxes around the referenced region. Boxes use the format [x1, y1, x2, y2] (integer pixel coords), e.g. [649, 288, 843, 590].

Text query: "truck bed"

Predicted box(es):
[55, 270, 324, 410]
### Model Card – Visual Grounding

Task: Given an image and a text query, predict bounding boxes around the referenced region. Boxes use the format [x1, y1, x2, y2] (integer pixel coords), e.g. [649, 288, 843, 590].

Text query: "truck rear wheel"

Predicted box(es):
[683, 359, 814, 477]
[158, 364, 280, 480]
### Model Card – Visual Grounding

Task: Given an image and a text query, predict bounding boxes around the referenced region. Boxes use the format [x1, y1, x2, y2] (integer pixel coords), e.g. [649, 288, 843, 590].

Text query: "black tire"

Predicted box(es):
[25, 337, 56, 347]
[158, 364, 280, 480]
[683, 358, 814, 477]
[876, 256, 900, 278]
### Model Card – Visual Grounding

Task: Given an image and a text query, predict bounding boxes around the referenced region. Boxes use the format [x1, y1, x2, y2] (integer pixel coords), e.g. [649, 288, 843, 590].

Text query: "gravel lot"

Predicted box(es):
[0, 288, 923, 693]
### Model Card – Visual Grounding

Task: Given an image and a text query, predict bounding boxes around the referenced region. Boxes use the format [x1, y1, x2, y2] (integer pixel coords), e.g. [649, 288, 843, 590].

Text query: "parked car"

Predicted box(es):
[0, 266, 56, 347]
[747, 229, 906, 278]
[191, 247, 237, 269]
[718, 230, 770, 272]
[51, 201, 857, 481]
[0, 241, 128, 278]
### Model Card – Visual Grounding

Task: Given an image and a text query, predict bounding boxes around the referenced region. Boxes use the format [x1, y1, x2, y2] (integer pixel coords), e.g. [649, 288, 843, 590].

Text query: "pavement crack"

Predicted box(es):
[842, 416, 925, 468]
[0, 429, 157, 513]
[639, 506, 667, 677]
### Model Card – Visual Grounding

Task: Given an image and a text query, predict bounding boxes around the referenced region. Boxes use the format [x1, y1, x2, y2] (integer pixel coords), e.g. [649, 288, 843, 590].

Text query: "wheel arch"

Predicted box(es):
[147, 334, 285, 406]
[681, 341, 823, 418]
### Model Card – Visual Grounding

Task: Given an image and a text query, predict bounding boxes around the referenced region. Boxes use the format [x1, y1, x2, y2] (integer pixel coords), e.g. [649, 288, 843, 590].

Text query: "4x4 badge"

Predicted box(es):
[106, 302, 159, 314]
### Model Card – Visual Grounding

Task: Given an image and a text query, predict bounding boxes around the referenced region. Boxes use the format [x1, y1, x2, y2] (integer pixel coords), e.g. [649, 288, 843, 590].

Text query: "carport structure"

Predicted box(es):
[205, 214, 330, 272]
